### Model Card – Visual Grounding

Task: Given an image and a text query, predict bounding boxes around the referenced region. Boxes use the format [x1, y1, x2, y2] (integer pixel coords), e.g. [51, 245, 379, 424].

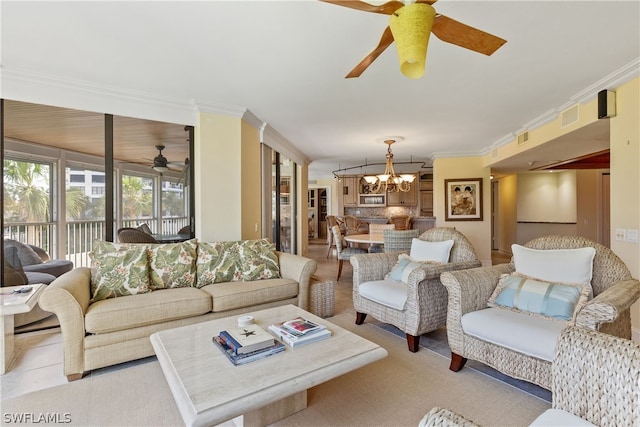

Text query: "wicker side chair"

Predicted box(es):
[388, 214, 411, 230]
[343, 215, 365, 235]
[419, 326, 640, 427]
[441, 235, 640, 390]
[350, 227, 481, 352]
[367, 223, 395, 253]
[117, 227, 159, 244]
[383, 229, 419, 253]
[331, 225, 367, 281]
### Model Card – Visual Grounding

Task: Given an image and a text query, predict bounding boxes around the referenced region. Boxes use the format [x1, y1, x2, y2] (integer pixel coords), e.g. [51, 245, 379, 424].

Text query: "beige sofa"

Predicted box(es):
[40, 243, 317, 381]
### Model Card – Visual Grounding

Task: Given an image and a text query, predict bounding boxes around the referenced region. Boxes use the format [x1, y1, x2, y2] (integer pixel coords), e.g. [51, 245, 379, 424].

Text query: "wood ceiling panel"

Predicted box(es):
[4, 100, 189, 167]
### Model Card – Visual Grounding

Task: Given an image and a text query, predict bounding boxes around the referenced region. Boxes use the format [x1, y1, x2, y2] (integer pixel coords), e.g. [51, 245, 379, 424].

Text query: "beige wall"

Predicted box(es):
[433, 156, 492, 266]
[609, 78, 640, 334]
[576, 169, 607, 242]
[241, 119, 262, 240]
[195, 112, 242, 242]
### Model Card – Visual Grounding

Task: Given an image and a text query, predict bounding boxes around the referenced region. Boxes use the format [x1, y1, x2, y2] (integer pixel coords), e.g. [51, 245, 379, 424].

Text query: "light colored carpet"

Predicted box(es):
[1, 312, 550, 426]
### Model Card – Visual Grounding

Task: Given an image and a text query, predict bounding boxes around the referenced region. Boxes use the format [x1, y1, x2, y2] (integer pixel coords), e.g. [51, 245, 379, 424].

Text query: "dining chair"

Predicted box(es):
[326, 215, 338, 258]
[388, 215, 411, 230]
[383, 229, 420, 253]
[331, 225, 367, 281]
[117, 227, 159, 244]
[343, 215, 365, 235]
[367, 223, 395, 253]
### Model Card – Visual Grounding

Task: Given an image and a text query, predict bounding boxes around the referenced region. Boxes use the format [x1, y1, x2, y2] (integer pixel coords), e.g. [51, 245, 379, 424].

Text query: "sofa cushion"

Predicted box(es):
[89, 246, 151, 302]
[196, 239, 281, 287]
[146, 239, 197, 290]
[200, 277, 297, 312]
[85, 287, 212, 334]
[410, 238, 454, 263]
[512, 244, 596, 285]
[530, 409, 595, 427]
[93, 239, 198, 290]
[4, 239, 43, 266]
[488, 273, 591, 322]
[461, 307, 566, 362]
[358, 279, 408, 310]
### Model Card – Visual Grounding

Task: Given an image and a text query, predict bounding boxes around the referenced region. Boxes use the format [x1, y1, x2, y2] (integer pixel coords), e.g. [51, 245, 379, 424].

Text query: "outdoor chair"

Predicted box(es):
[350, 228, 481, 352]
[383, 229, 419, 253]
[331, 225, 366, 281]
[441, 235, 640, 389]
[117, 227, 159, 244]
[137, 223, 153, 234]
[419, 326, 640, 427]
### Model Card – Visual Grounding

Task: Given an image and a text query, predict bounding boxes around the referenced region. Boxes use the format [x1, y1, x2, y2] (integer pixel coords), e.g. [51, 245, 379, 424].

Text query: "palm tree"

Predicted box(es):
[3, 160, 50, 223]
[122, 175, 153, 219]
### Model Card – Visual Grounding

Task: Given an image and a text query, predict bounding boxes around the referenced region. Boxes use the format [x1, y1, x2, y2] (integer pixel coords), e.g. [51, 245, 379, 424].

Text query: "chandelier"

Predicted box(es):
[363, 139, 416, 193]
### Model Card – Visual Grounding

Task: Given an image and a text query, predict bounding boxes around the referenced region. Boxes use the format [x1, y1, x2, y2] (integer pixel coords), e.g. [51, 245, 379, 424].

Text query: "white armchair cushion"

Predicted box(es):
[511, 244, 596, 284]
[410, 239, 454, 263]
[358, 279, 408, 310]
[488, 273, 591, 322]
[461, 308, 566, 361]
[530, 409, 595, 426]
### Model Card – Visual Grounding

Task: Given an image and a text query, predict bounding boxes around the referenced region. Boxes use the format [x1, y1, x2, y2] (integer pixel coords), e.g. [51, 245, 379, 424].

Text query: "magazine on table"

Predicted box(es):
[268, 317, 331, 347]
[212, 335, 285, 365]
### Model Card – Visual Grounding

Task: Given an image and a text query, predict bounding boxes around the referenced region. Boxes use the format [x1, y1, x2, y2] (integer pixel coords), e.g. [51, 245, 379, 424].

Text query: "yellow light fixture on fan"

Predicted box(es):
[389, 3, 436, 79]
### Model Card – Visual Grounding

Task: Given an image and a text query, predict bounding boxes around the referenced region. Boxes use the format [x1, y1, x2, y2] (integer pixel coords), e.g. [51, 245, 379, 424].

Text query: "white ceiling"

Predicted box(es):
[2, 1, 639, 179]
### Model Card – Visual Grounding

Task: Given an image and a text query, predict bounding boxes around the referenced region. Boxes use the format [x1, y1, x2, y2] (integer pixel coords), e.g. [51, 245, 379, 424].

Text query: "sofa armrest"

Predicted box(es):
[350, 252, 400, 285]
[38, 267, 92, 380]
[275, 251, 317, 311]
[575, 278, 640, 332]
[440, 264, 514, 353]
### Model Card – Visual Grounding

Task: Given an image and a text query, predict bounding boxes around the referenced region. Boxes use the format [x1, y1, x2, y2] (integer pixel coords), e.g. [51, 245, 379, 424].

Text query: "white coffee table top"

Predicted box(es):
[151, 304, 388, 427]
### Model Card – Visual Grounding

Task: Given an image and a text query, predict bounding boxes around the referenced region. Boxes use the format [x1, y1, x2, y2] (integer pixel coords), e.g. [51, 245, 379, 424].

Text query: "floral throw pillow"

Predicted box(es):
[196, 239, 280, 287]
[89, 245, 150, 302]
[147, 239, 197, 290]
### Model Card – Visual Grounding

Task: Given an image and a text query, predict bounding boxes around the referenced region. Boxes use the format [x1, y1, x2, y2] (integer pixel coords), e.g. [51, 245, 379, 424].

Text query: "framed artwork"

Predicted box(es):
[444, 178, 483, 221]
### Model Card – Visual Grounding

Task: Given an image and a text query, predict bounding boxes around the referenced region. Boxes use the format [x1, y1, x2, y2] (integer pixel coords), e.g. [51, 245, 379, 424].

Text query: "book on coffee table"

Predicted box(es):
[269, 317, 331, 347]
[212, 335, 285, 366]
[219, 324, 276, 355]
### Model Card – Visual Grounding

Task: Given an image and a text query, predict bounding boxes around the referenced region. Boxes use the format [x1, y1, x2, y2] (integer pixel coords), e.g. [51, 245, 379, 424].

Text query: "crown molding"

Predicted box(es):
[1, 67, 197, 125]
[262, 124, 311, 166]
[190, 97, 247, 118]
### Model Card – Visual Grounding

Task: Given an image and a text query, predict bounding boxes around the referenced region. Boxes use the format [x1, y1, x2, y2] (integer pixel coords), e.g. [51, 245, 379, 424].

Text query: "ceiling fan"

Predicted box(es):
[320, 0, 507, 79]
[150, 145, 188, 174]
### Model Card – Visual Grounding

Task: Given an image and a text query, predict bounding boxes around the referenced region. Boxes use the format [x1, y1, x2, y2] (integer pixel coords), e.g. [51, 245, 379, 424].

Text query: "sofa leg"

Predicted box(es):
[67, 373, 84, 382]
[449, 352, 467, 372]
[355, 312, 367, 325]
[406, 334, 420, 352]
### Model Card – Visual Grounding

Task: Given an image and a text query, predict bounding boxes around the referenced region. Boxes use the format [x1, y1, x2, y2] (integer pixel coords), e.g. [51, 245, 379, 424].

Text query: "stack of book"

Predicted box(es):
[213, 323, 285, 365]
[268, 316, 332, 347]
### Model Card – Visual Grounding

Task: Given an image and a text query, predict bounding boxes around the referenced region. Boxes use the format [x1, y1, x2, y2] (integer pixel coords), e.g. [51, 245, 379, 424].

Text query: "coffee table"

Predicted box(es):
[150, 304, 388, 427]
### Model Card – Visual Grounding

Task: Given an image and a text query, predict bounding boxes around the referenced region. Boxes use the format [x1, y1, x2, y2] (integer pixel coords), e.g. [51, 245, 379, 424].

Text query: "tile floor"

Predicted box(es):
[1, 241, 509, 401]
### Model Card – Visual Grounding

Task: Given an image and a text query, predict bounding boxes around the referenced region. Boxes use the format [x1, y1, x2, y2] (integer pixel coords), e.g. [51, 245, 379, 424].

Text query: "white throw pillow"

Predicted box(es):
[511, 244, 596, 285]
[409, 239, 454, 263]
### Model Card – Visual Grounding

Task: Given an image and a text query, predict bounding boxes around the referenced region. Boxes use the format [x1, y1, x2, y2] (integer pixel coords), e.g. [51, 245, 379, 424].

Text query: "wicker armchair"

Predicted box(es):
[419, 326, 640, 427]
[441, 235, 640, 390]
[117, 227, 159, 243]
[383, 229, 419, 252]
[350, 228, 481, 352]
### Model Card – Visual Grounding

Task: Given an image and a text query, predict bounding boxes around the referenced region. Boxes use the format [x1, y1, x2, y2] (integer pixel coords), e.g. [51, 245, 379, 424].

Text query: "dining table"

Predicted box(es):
[344, 233, 384, 247]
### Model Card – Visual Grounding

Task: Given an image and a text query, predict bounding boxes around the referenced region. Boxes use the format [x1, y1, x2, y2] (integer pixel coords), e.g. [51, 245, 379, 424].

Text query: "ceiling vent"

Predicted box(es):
[561, 104, 580, 128]
[517, 131, 529, 145]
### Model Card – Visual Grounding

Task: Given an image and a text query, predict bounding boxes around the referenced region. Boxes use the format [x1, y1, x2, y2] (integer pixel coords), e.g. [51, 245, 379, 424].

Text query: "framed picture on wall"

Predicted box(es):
[444, 178, 483, 221]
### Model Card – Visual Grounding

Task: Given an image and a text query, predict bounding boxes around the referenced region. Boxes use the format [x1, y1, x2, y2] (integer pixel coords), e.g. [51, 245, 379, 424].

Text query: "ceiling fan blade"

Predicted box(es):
[346, 26, 395, 78]
[319, 0, 404, 15]
[431, 14, 507, 56]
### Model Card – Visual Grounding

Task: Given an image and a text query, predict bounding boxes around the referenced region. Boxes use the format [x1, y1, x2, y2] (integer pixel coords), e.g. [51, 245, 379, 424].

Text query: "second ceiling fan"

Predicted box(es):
[320, 0, 507, 79]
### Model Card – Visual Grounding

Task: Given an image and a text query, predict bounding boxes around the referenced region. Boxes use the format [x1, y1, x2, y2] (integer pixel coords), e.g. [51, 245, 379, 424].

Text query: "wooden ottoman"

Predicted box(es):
[309, 277, 334, 318]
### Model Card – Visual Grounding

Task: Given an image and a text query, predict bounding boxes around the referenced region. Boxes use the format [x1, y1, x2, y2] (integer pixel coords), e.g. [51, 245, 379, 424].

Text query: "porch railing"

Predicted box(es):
[4, 217, 189, 268]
